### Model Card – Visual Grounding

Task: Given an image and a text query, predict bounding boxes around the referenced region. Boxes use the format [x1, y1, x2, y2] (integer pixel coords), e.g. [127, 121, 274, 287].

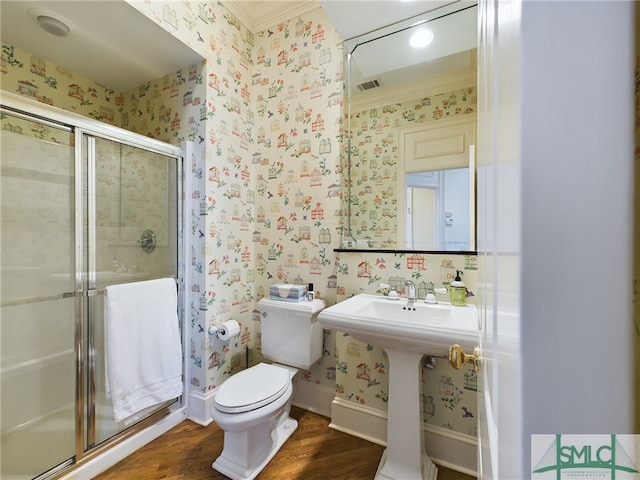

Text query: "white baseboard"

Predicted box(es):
[329, 397, 388, 446]
[292, 379, 334, 418]
[424, 424, 478, 476]
[328, 397, 477, 477]
[58, 408, 187, 480]
[188, 389, 215, 426]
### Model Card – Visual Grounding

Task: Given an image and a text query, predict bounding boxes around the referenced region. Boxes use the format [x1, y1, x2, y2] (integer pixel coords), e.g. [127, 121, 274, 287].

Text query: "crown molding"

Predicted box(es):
[222, 1, 319, 33]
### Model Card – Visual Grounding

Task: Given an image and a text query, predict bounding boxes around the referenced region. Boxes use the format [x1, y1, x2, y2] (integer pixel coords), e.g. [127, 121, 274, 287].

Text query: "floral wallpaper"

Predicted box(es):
[348, 88, 477, 248]
[1, 0, 482, 439]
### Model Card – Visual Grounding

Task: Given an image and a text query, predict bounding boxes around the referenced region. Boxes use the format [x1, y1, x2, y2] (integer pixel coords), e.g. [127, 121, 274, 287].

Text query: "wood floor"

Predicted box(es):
[93, 406, 475, 480]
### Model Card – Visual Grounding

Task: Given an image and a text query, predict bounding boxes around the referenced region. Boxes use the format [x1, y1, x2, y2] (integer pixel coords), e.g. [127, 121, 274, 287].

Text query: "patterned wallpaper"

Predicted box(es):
[1, 0, 481, 438]
[120, 1, 345, 393]
[1, 43, 125, 124]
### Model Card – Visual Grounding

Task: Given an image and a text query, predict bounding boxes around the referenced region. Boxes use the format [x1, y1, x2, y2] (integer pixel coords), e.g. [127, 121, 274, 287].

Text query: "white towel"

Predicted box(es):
[104, 278, 183, 424]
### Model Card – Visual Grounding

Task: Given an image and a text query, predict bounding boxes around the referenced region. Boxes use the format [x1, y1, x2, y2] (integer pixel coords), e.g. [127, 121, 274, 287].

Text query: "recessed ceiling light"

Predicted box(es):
[409, 27, 434, 49]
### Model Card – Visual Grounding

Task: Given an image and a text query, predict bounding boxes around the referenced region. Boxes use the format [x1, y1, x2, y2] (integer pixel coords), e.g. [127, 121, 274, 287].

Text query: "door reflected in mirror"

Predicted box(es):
[403, 167, 472, 251]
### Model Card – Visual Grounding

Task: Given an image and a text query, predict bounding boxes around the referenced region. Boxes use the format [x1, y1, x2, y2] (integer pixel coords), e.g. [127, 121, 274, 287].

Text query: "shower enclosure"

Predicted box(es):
[1, 93, 185, 480]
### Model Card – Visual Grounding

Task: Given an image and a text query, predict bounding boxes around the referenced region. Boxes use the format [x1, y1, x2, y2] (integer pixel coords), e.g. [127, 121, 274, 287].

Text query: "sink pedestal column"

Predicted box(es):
[375, 349, 437, 480]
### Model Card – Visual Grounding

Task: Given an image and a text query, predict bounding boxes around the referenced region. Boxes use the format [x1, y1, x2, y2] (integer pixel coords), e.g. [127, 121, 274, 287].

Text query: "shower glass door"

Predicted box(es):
[1, 112, 77, 479]
[83, 134, 180, 447]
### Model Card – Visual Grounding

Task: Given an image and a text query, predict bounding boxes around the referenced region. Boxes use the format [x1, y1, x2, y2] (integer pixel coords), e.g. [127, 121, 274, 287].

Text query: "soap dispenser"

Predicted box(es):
[450, 270, 467, 306]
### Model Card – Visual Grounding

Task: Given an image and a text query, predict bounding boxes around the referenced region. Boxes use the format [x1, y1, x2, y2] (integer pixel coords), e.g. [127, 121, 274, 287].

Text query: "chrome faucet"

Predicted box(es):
[405, 280, 416, 304]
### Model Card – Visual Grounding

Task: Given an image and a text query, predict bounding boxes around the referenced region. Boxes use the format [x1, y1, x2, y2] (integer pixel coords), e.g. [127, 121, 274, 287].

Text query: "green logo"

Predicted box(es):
[532, 434, 639, 479]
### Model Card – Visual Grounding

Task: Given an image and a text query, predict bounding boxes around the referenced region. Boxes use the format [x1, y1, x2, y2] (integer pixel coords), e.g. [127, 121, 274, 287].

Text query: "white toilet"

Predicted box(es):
[211, 297, 325, 480]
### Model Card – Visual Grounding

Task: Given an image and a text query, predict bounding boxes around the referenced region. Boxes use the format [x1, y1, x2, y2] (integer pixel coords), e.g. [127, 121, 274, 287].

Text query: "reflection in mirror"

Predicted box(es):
[404, 167, 470, 250]
[343, 1, 478, 252]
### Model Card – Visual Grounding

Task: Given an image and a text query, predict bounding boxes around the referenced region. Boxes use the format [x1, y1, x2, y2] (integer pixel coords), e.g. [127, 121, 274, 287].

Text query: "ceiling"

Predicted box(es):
[316, 0, 460, 40]
[0, 0, 473, 93]
[347, 3, 477, 89]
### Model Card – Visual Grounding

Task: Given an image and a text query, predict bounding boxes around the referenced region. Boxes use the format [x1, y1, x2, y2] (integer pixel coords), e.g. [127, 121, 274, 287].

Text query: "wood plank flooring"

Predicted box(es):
[93, 406, 475, 480]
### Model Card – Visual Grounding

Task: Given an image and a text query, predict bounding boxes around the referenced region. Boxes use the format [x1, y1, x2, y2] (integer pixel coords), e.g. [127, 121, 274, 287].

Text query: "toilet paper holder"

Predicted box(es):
[208, 320, 240, 341]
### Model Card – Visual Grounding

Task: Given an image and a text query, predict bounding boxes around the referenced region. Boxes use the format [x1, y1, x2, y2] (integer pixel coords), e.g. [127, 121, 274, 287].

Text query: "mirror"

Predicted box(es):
[342, 1, 478, 251]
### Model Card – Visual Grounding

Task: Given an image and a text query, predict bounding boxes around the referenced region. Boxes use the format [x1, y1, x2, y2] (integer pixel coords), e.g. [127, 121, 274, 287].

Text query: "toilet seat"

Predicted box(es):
[214, 363, 290, 414]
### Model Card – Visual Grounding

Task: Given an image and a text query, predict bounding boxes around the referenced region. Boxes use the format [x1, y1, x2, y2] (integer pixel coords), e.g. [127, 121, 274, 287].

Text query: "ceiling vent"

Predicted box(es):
[356, 79, 382, 91]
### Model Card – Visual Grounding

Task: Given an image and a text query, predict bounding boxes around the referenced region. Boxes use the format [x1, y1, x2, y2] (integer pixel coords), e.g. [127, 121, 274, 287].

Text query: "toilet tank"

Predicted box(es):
[257, 298, 326, 370]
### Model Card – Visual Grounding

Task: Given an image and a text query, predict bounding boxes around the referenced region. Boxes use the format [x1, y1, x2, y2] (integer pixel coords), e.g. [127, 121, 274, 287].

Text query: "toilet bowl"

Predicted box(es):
[211, 298, 325, 480]
[211, 363, 297, 480]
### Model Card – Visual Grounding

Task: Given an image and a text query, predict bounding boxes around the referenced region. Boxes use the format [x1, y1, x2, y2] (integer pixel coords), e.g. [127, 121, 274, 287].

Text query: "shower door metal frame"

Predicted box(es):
[1, 92, 187, 478]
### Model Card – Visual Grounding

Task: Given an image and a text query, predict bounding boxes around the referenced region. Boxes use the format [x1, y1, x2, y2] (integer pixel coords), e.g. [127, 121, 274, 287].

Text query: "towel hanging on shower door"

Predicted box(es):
[104, 277, 183, 424]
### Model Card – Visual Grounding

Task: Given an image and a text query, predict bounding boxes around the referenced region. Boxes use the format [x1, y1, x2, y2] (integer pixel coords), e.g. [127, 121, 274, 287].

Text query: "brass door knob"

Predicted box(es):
[448, 344, 480, 372]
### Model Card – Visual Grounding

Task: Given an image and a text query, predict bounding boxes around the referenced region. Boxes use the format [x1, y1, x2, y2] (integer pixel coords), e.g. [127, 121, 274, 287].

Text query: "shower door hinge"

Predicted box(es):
[74, 289, 106, 298]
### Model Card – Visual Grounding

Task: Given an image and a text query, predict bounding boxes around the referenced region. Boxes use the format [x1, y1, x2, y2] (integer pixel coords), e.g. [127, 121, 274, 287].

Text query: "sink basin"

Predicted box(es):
[319, 293, 479, 480]
[318, 293, 477, 356]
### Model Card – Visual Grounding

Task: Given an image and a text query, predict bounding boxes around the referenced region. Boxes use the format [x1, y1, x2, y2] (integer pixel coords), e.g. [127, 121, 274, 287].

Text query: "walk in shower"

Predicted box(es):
[1, 93, 185, 480]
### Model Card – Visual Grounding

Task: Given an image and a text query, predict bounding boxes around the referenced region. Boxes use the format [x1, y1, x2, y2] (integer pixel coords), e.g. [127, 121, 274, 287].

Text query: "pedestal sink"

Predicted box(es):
[318, 294, 478, 480]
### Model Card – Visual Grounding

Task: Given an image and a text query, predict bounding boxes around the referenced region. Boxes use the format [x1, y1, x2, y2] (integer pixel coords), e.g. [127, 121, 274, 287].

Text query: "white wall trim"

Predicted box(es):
[188, 389, 215, 426]
[424, 424, 477, 477]
[328, 397, 477, 476]
[221, 1, 318, 34]
[329, 397, 388, 446]
[58, 409, 186, 480]
[292, 379, 334, 418]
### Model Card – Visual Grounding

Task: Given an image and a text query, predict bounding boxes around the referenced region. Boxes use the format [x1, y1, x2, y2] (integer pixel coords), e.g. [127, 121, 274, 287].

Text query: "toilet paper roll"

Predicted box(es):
[216, 320, 240, 341]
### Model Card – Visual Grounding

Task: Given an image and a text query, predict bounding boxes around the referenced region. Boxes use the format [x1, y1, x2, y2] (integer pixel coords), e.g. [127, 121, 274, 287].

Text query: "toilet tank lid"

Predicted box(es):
[258, 297, 326, 315]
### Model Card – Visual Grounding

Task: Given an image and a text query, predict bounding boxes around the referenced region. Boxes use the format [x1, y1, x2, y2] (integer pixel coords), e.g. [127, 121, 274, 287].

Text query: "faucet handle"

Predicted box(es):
[380, 283, 399, 300]
[425, 287, 448, 304]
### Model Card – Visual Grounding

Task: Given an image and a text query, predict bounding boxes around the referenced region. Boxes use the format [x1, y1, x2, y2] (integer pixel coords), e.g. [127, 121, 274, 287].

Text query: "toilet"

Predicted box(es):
[211, 297, 325, 480]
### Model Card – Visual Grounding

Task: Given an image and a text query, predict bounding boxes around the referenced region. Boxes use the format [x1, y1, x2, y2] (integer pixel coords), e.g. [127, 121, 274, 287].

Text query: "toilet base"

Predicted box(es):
[212, 409, 298, 480]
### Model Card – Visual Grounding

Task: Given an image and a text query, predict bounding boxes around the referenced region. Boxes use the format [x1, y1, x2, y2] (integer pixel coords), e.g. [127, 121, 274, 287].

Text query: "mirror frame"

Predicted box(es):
[341, 1, 478, 254]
